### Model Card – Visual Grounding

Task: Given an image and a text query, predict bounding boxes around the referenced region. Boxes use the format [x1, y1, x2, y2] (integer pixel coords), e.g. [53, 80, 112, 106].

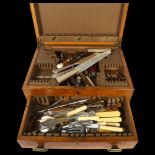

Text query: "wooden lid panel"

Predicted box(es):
[30, 3, 128, 43]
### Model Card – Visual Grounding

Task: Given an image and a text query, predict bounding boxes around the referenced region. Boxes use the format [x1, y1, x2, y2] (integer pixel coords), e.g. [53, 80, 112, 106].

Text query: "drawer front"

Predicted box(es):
[25, 87, 134, 97]
[18, 140, 137, 151]
[17, 95, 138, 151]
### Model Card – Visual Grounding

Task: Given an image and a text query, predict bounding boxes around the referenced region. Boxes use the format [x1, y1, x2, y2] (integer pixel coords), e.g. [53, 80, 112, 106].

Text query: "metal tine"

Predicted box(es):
[46, 98, 89, 110]
[66, 98, 88, 105]
[87, 104, 104, 109]
[38, 97, 64, 113]
[48, 97, 64, 108]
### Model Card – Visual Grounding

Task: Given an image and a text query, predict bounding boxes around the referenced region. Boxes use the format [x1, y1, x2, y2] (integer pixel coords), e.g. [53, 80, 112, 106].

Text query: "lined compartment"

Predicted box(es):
[97, 64, 128, 86]
[22, 96, 133, 137]
[28, 46, 128, 87]
[96, 48, 128, 86]
[29, 46, 59, 86]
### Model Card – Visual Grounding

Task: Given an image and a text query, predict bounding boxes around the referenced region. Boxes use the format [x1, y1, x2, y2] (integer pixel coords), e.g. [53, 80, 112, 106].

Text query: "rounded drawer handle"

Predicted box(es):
[32, 143, 48, 152]
[32, 147, 48, 152]
[107, 144, 122, 152]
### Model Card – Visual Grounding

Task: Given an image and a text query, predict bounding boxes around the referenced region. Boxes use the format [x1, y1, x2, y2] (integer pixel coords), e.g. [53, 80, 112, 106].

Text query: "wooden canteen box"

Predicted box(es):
[17, 3, 138, 152]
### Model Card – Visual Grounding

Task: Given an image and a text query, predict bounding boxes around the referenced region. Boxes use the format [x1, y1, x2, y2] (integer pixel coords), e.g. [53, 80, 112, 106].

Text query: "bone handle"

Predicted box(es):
[96, 111, 120, 117]
[98, 117, 122, 122]
[66, 105, 87, 117]
[99, 125, 124, 132]
[56, 69, 78, 83]
[85, 76, 95, 86]
[98, 122, 120, 127]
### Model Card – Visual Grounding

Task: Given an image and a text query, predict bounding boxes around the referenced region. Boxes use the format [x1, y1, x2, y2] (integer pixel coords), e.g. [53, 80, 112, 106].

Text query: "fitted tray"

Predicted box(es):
[22, 45, 134, 99]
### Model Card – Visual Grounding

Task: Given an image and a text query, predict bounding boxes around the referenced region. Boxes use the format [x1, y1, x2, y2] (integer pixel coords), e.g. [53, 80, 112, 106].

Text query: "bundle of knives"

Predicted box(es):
[52, 48, 111, 84]
[29, 97, 125, 135]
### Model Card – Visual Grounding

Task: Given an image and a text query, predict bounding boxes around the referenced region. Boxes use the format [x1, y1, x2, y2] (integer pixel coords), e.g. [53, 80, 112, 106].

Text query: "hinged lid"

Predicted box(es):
[30, 3, 128, 45]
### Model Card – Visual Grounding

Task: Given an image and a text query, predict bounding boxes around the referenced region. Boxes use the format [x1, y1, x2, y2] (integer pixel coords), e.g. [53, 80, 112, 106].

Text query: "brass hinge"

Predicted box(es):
[37, 37, 41, 43]
[36, 38, 44, 49]
[114, 42, 121, 48]
[36, 41, 41, 49]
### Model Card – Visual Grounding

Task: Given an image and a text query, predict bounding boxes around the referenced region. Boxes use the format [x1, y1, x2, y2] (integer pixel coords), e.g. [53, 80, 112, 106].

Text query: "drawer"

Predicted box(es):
[17, 95, 138, 151]
[22, 45, 134, 100]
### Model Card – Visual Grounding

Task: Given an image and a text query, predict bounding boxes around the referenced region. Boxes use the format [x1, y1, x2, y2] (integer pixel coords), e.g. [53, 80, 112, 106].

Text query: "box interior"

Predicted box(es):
[29, 45, 128, 87]
[22, 95, 134, 137]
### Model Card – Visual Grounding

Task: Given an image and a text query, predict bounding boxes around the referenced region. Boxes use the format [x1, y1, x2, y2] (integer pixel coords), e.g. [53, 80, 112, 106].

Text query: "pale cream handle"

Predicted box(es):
[98, 122, 120, 127]
[56, 69, 78, 83]
[96, 111, 120, 117]
[99, 125, 124, 132]
[98, 117, 122, 122]
[106, 122, 120, 127]
[66, 105, 87, 117]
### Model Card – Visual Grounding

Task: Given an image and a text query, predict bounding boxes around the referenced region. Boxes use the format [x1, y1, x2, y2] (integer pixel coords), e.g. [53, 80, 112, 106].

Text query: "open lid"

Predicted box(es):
[30, 3, 128, 45]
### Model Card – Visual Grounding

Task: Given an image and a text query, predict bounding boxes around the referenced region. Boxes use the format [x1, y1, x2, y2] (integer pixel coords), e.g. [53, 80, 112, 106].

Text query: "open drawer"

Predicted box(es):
[17, 95, 138, 152]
